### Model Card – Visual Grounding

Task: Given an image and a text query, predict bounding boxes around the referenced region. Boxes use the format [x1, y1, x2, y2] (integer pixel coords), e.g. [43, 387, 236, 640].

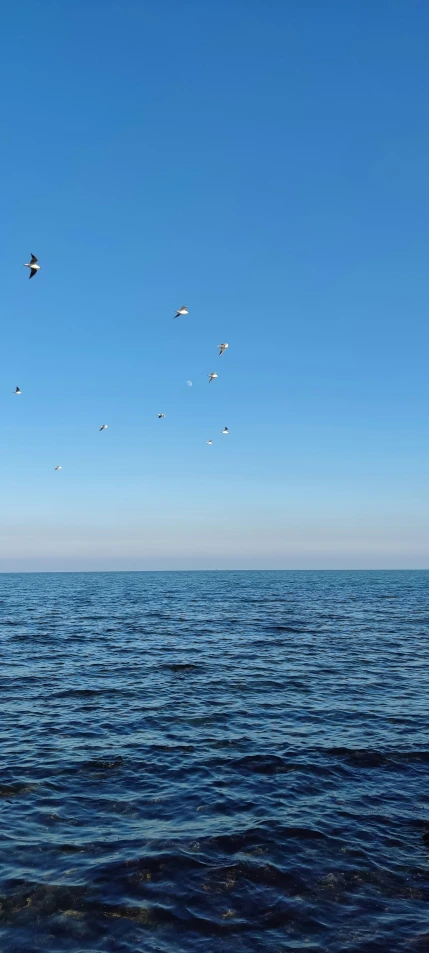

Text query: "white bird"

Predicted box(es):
[157, 413, 166, 419]
[218, 343, 229, 356]
[24, 254, 40, 279]
[208, 372, 218, 383]
[221, 426, 229, 434]
[206, 440, 213, 445]
[14, 386, 21, 395]
[174, 306, 188, 319]
[54, 466, 62, 471]
[99, 424, 108, 431]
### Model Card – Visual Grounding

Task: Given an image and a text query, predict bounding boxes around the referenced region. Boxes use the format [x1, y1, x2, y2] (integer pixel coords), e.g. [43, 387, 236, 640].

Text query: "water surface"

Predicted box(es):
[1, 570, 428, 951]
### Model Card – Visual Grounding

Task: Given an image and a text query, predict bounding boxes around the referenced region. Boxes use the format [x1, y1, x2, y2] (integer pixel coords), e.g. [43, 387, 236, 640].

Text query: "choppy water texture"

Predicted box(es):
[1, 571, 429, 952]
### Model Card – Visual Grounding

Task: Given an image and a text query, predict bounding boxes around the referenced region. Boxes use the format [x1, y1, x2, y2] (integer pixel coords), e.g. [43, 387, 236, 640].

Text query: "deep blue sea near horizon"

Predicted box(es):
[1, 570, 429, 952]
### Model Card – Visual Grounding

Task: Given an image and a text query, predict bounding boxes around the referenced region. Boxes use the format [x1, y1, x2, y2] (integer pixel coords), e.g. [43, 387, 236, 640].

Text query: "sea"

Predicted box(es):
[1, 570, 428, 952]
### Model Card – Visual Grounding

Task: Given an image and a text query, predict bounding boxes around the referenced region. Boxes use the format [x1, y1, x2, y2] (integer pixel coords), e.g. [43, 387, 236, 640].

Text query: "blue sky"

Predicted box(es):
[1, 0, 429, 569]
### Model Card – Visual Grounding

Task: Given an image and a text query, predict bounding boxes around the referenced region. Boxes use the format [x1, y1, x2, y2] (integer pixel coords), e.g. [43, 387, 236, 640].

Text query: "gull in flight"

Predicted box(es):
[208, 372, 218, 383]
[206, 440, 213, 445]
[221, 426, 229, 434]
[174, 306, 188, 319]
[54, 466, 62, 471]
[24, 254, 40, 279]
[14, 386, 21, 395]
[218, 343, 229, 356]
[99, 424, 108, 431]
[157, 413, 166, 419]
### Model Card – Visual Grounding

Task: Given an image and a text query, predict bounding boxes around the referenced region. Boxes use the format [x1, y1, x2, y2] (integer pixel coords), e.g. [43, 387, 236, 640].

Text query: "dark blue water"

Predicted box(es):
[1, 571, 429, 952]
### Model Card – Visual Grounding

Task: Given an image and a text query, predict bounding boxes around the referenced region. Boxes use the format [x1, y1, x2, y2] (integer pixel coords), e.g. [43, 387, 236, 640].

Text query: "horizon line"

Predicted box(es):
[0, 567, 428, 575]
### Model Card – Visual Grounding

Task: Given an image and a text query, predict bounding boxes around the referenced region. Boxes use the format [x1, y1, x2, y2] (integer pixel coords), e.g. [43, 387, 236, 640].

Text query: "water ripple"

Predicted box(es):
[0, 569, 429, 952]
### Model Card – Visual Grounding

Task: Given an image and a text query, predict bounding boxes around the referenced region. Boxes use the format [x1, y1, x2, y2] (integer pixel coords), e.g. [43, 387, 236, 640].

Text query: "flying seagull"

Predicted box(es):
[218, 343, 229, 356]
[206, 440, 213, 445]
[14, 386, 21, 395]
[24, 254, 40, 279]
[99, 424, 108, 431]
[157, 413, 166, 419]
[208, 372, 218, 383]
[54, 466, 62, 471]
[221, 426, 229, 434]
[174, 306, 188, 318]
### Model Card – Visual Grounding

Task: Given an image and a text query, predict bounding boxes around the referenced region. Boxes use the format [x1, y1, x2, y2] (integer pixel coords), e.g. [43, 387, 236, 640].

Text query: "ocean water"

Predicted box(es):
[1, 570, 429, 953]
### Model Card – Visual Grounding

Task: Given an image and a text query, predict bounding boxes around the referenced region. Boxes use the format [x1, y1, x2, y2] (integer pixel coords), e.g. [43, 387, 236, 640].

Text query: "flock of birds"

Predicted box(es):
[21, 255, 230, 467]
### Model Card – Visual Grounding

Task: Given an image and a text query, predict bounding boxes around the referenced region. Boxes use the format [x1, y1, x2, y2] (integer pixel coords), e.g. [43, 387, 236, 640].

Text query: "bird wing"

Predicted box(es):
[29, 268, 38, 278]
[30, 254, 38, 263]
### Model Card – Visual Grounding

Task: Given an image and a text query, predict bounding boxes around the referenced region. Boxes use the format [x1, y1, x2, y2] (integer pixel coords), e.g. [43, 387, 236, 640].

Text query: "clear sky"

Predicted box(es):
[1, 0, 429, 570]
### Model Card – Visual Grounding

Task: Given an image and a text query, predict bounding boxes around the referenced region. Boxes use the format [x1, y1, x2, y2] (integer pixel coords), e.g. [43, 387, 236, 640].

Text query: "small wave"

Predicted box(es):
[325, 747, 429, 767]
[0, 783, 35, 798]
[163, 663, 199, 672]
[261, 624, 314, 633]
[57, 843, 86, 853]
[0, 881, 177, 928]
[52, 687, 122, 698]
[80, 757, 124, 772]
[231, 754, 293, 774]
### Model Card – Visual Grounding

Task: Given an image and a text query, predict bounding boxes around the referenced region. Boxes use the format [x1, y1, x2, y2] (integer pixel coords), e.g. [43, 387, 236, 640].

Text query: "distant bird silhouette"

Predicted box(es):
[54, 466, 62, 471]
[24, 254, 40, 279]
[99, 424, 108, 431]
[221, 426, 229, 434]
[218, 343, 229, 356]
[206, 440, 213, 445]
[208, 372, 218, 383]
[157, 413, 166, 419]
[174, 306, 188, 318]
[14, 386, 21, 395]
